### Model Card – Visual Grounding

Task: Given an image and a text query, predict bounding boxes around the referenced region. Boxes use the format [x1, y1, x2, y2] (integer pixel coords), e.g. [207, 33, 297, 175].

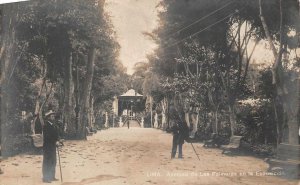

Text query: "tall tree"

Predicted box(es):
[1, 0, 123, 155]
[1, 3, 22, 156]
[258, 0, 299, 144]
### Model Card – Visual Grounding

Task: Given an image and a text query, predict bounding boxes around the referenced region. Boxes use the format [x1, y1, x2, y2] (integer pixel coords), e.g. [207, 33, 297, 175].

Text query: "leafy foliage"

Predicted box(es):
[1, 0, 127, 148]
[140, 0, 299, 148]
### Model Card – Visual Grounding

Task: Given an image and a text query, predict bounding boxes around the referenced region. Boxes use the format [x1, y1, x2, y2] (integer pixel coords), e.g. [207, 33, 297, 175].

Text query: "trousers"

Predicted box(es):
[171, 136, 183, 158]
[42, 145, 57, 180]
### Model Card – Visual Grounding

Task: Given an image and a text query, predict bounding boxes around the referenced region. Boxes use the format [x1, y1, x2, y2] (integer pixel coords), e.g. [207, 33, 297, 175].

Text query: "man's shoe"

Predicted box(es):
[42, 179, 51, 183]
[52, 178, 59, 181]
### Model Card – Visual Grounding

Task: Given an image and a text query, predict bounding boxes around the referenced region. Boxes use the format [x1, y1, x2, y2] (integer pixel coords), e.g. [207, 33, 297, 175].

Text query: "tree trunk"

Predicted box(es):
[259, 0, 299, 145]
[74, 58, 80, 131]
[287, 118, 298, 144]
[185, 112, 190, 128]
[228, 104, 236, 136]
[32, 55, 49, 134]
[215, 110, 218, 134]
[167, 98, 170, 129]
[1, 4, 19, 157]
[284, 78, 300, 145]
[38, 83, 53, 129]
[190, 112, 198, 137]
[63, 53, 76, 137]
[77, 48, 96, 139]
[273, 99, 282, 145]
[88, 95, 94, 128]
[161, 98, 167, 130]
[32, 78, 46, 134]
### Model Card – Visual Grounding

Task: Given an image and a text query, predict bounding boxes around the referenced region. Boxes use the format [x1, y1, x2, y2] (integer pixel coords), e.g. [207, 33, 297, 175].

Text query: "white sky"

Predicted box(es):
[0, 0, 29, 4]
[105, 0, 160, 75]
[243, 28, 299, 70]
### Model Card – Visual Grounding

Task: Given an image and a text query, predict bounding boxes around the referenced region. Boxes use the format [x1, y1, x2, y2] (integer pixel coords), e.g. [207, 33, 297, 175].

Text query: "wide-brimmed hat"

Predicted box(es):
[45, 110, 56, 117]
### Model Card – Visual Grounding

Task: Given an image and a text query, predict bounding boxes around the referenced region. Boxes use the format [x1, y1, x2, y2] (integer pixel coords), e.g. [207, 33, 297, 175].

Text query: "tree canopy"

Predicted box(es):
[141, 0, 299, 145]
[0, 0, 129, 155]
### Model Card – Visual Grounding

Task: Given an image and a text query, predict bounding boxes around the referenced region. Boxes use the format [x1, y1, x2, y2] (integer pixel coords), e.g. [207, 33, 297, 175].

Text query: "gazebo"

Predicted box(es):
[112, 89, 145, 127]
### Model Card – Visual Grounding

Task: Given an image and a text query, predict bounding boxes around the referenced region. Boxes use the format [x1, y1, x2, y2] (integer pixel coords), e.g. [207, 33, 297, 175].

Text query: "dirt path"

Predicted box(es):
[0, 128, 298, 185]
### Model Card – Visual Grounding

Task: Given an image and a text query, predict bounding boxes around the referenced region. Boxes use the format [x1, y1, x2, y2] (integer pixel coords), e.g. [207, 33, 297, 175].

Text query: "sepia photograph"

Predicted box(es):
[0, 0, 299, 184]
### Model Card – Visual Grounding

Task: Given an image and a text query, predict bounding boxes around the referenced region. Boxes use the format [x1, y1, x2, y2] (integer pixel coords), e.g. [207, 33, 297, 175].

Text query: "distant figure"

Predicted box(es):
[171, 121, 189, 159]
[42, 110, 59, 183]
[127, 120, 130, 129]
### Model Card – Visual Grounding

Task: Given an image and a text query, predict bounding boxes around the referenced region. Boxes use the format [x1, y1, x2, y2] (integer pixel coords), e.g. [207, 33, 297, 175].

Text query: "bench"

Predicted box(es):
[28, 134, 43, 154]
[203, 133, 220, 147]
[86, 127, 93, 136]
[221, 136, 242, 154]
[30, 134, 43, 148]
[267, 143, 300, 178]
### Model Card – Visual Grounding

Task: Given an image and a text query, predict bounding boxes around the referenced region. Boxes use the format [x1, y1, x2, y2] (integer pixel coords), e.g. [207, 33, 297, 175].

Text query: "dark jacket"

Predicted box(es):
[171, 122, 189, 145]
[43, 121, 59, 148]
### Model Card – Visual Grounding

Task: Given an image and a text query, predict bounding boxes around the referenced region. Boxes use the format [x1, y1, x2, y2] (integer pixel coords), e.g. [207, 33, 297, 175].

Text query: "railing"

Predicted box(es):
[122, 115, 129, 126]
[135, 116, 142, 126]
[121, 115, 142, 127]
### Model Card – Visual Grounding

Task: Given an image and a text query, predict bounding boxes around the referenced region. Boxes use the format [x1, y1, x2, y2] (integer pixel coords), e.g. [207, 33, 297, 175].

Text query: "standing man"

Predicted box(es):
[169, 108, 189, 159]
[170, 120, 189, 159]
[42, 110, 59, 183]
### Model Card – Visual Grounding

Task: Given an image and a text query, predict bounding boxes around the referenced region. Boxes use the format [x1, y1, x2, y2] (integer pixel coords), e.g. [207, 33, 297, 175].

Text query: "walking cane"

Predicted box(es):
[190, 142, 200, 161]
[57, 144, 63, 182]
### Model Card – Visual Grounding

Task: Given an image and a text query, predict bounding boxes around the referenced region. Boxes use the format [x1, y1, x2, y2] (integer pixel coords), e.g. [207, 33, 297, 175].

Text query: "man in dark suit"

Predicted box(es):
[42, 110, 59, 183]
[171, 120, 189, 159]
